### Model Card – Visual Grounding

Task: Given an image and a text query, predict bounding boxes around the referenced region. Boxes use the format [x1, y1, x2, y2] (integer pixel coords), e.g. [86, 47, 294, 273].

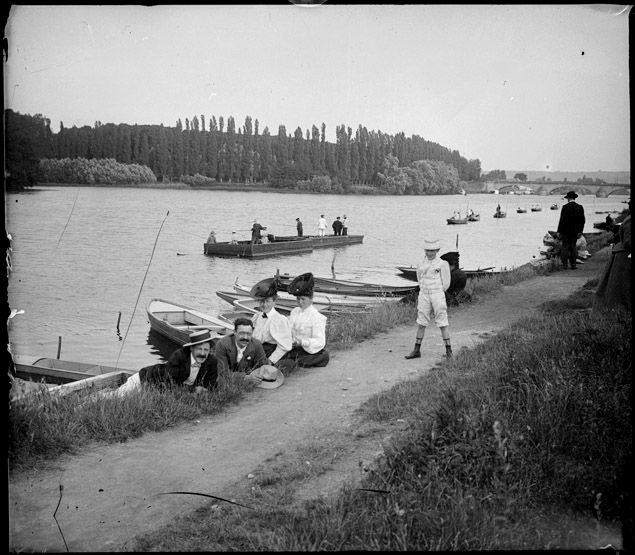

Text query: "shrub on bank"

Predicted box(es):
[38, 157, 157, 185]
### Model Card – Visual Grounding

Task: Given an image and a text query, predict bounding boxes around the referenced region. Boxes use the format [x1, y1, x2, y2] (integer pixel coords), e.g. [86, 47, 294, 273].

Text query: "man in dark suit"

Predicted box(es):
[102, 329, 219, 398]
[332, 216, 343, 236]
[214, 317, 269, 374]
[557, 190, 586, 270]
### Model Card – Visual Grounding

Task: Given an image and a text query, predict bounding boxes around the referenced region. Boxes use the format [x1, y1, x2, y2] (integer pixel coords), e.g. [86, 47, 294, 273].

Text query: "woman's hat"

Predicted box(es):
[250, 277, 278, 299]
[424, 239, 441, 251]
[440, 251, 460, 264]
[288, 272, 314, 296]
[252, 364, 285, 389]
[563, 191, 578, 199]
[183, 329, 214, 347]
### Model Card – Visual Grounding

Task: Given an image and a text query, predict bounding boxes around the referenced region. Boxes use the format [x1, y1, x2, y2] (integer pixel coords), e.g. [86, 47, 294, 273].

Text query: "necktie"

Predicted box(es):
[262, 313, 268, 319]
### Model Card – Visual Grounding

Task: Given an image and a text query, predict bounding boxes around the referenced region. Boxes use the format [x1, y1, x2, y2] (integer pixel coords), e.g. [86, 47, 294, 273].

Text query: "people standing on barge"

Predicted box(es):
[342, 215, 348, 236]
[296, 217, 303, 237]
[251, 219, 267, 244]
[405, 239, 453, 359]
[332, 216, 343, 236]
[317, 215, 327, 237]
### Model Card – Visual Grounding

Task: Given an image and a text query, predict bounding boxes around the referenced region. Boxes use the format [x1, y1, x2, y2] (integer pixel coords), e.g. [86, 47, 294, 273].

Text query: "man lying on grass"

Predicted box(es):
[215, 317, 285, 389]
[103, 328, 219, 398]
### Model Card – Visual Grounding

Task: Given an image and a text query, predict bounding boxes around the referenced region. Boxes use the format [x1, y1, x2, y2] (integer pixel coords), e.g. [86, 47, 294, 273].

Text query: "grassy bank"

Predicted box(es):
[133, 278, 631, 551]
[8, 232, 614, 472]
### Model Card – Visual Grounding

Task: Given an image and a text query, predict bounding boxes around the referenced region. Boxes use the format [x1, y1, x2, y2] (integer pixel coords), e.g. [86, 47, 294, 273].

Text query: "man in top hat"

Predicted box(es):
[281, 272, 330, 367]
[250, 277, 293, 365]
[103, 329, 219, 398]
[296, 217, 303, 237]
[405, 239, 453, 359]
[557, 191, 586, 270]
[440, 251, 468, 306]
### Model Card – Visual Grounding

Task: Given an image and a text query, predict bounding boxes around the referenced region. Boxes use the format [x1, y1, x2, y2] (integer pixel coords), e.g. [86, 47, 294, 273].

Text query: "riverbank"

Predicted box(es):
[9, 247, 627, 551]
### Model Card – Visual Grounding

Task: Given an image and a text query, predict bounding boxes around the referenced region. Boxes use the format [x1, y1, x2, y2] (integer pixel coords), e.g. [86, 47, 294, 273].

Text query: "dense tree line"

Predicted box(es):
[5, 109, 482, 192]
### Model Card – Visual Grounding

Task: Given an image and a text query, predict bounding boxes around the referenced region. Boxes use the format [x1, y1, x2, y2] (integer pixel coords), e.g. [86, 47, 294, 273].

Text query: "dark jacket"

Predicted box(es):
[557, 201, 585, 238]
[332, 219, 343, 233]
[447, 268, 467, 296]
[139, 347, 218, 390]
[214, 334, 268, 373]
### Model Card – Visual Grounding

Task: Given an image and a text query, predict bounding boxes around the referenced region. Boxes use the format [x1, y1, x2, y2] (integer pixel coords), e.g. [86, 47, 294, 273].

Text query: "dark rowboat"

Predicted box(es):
[396, 265, 499, 281]
[146, 298, 233, 346]
[203, 234, 364, 258]
[273, 273, 418, 297]
[467, 213, 480, 222]
[233, 279, 390, 307]
[550, 204, 559, 210]
[447, 216, 468, 225]
[517, 208, 527, 213]
[531, 206, 542, 212]
[12, 355, 135, 385]
[493, 211, 507, 218]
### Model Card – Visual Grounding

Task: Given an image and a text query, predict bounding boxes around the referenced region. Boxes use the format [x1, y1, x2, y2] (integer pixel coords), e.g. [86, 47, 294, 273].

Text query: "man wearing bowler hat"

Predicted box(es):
[405, 238, 453, 359]
[557, 190, 586, 270]
[250, 277, 293, 365]
[440, 251, 468, 306]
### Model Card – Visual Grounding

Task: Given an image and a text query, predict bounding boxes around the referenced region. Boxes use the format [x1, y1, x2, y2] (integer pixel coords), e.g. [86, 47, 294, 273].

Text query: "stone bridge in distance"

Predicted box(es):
[465, 181, 631, 197]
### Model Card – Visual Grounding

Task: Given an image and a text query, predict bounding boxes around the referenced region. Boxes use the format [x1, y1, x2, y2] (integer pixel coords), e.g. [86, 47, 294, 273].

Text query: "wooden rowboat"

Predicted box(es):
[493, 211, 507, 218]
[12, 355, 135, 385]
[396, 265, 499, 281]
[467, 213, 480, 222]
[232, 279, 391, 308]
[146, 298, 233, 346]
[11, 355, 136, 401]
[273, 273, 418, 297]
[517, 208, 528, 213]
[447, 216, 468, 225]
[216, 289, 382, 315]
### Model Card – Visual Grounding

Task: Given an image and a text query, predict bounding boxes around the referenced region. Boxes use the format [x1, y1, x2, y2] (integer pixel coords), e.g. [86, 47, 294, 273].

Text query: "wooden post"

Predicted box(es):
[56, 336, 62, 359]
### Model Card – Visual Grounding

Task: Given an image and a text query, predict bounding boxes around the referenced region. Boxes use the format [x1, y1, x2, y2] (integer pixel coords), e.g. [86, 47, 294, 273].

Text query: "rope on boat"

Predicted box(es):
[115, 210, 169, 370]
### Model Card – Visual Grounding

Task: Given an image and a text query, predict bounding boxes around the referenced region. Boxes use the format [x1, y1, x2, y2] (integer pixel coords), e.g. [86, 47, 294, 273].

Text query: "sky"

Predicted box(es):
[3, 4, 631, 172]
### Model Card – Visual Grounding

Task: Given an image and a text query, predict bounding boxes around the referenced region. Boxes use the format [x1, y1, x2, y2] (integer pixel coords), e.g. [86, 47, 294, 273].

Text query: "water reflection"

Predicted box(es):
[146, 329, 176, 362]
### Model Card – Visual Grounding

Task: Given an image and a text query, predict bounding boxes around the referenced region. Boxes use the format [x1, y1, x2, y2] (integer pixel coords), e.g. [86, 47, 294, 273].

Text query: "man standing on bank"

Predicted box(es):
[557, 190, 586, 270]
[405, 239, 453, 359]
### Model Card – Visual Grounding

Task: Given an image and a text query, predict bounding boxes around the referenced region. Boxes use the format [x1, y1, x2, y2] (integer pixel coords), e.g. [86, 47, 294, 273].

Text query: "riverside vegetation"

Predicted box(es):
[9, 231, 629, 549]
[8, 231, 614, 471]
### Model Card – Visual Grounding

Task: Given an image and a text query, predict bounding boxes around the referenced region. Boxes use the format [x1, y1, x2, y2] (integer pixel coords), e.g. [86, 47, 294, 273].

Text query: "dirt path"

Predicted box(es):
[9, 252, 609, 551]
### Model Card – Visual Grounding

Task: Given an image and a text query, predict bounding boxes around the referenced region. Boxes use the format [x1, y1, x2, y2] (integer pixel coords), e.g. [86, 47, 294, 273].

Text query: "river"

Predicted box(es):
[5, 186, 625, 370]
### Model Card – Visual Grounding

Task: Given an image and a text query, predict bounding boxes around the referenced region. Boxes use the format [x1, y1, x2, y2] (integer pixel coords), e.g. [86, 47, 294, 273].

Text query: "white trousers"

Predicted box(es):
[416, 290, 448, 327]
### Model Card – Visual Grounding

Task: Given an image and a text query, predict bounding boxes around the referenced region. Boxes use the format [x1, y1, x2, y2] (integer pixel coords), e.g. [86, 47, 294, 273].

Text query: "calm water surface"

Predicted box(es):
[6, 186, 625, 369]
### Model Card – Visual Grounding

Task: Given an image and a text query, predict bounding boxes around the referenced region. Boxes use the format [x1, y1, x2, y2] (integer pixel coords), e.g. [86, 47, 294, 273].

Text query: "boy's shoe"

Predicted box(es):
[404, 350, 421, 359]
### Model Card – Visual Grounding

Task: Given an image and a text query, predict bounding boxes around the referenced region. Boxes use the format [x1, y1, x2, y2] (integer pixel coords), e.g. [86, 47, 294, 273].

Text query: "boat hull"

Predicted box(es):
[12, 355, 134, 385]
[203, 234, 364, 258]
[273, 274, 418, 297]
[146, 298, 233, 346]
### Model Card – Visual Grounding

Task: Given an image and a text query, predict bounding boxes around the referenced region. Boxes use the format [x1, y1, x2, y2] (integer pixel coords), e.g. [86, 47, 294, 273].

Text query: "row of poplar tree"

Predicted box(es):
[5, 109, 482, 190]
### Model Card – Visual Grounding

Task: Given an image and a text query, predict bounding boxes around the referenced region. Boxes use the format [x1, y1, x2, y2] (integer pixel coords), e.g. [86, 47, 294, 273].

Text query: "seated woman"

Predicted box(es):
[282, 272, 330, 368]
[249, 277, 292, 365]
